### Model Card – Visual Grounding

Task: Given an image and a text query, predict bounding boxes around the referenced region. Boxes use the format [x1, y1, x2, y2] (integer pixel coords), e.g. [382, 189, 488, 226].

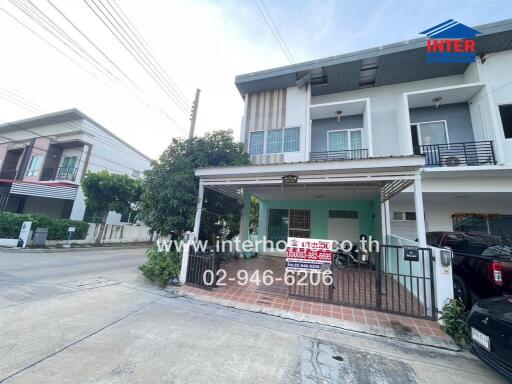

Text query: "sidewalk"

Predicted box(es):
[1, 243, 151, 253]
[179, 284, 458, 351]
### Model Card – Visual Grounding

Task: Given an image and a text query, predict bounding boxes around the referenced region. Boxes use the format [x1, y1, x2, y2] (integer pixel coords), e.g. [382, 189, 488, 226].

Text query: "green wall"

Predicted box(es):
[256, 198, 382, 248]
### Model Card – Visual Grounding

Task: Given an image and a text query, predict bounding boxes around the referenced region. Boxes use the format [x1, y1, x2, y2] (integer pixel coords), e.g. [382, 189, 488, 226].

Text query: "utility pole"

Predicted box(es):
[188, 88, 201, 139]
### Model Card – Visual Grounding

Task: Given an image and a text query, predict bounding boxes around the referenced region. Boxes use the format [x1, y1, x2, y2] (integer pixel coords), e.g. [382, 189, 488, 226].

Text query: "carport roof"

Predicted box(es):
[235, 18, 512, 97]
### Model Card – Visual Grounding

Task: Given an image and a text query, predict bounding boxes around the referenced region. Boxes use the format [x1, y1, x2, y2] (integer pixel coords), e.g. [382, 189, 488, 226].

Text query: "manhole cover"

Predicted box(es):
[63, 277, 120, 290]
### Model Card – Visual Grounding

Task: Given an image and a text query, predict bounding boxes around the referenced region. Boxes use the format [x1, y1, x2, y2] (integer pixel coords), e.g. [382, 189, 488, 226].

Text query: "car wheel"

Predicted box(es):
[453, 275, 471, 309]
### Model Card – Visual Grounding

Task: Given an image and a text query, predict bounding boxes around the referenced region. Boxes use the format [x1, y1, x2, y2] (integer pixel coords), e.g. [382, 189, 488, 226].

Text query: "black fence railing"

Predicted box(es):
[414, 141, 496, 167]
[310, 148, 369, 161]
[0, 169, 17, 180]
[186, 252, 217, 290]
[288, 245, 436, 319]
[41, 167, 78, 182]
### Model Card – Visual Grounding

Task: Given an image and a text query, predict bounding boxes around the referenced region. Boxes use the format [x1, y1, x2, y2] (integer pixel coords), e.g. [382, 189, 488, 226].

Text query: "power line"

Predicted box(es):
[0, 85, 141, 156]
[10, 0, 118, 81]
[0, 5, 110, 86]
[84, 0, 190, 114]
[1, 1, 188, 134]
[254, 0, 295, 64]
[46, 0, 143, 94]
[107, 0, 190, 105]
[0, 84, 155, 163]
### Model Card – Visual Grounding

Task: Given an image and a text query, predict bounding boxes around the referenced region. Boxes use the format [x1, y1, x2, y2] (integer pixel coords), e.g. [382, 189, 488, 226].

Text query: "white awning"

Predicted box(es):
[10, 182, 78, 200]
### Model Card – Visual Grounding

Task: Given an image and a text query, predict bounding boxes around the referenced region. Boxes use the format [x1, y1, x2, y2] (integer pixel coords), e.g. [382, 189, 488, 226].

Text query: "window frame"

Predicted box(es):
[267, 208, 312, 242]
[283, 127, 300, 153]
[498, 103, 512, 140]
[249, 127, 301, 155]
[415, 120, 450, 146]
[327, 128, 363, 152]
[266, 129, 284, 154]
[249, 131, 265, 155]
[25, 154, 43, 177]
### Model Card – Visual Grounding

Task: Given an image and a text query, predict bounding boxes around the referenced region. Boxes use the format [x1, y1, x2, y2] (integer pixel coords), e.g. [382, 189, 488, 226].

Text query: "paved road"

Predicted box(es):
[0, 248, 506, 384]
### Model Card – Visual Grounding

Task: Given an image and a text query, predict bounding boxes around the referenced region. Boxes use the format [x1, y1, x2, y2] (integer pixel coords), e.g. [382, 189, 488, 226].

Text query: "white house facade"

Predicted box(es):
[180, 19, 512, 319]
[192, 18, 512, 250]
[0, 109, 152, 224]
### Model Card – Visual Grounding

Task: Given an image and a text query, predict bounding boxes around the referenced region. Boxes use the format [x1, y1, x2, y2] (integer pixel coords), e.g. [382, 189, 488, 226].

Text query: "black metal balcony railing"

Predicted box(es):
[310, 148, 369, 161]
[41, 167, 79, 182]
[0, 169, 17, 180]
[414, 141, 496, 167]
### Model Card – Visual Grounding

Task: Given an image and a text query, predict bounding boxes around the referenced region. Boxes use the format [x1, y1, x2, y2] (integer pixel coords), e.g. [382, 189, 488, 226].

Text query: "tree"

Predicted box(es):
[82, 170, 142, 223]
[138, 130, 250, 240]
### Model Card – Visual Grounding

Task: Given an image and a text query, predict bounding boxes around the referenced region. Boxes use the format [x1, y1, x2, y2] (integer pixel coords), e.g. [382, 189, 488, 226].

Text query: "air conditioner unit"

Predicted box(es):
[444, 156, 461, 167]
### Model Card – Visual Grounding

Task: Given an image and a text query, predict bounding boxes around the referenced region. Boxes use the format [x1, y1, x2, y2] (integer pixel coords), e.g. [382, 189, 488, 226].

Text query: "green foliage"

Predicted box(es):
[139, 246, 181, 287]
[439, 298, 469, 347]
[0, 211, 88, 240]
[138, 130, 250, 239]
[82, 170, 142, 223]
[249, 196, 259, 234]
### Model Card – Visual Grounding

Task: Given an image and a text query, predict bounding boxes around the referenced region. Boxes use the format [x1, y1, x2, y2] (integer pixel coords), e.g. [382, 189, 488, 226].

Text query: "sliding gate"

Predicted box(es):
[288, 245, 436, 319]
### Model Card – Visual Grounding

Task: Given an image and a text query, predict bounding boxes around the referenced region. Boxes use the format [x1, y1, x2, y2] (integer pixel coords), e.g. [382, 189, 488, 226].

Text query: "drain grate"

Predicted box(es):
[62, 277, 120, 290]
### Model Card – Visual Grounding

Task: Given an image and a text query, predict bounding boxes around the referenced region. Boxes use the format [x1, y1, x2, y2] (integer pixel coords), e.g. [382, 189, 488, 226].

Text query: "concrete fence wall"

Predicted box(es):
[40, 223, 153, 246]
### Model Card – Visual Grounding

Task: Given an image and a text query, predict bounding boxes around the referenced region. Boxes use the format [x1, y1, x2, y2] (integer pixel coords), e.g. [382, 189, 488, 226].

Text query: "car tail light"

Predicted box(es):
[490, 261, 503, 286]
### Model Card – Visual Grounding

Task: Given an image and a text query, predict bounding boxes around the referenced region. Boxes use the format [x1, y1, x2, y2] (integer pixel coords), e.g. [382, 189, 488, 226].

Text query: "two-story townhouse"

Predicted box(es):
[190, 18, 512, 253]
[0, 109, 152, 223]
[179, 18, 512, 319]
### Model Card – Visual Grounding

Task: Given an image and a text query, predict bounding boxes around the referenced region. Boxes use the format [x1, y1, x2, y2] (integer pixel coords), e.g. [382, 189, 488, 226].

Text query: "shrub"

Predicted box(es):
[0, 212, 89, 240]
[139, 246, 181, 287]
[439, 298, 469, 347]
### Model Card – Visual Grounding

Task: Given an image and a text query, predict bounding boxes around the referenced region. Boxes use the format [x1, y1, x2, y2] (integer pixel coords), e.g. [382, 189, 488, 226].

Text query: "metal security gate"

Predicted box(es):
[186, 252, 217, 290]
[288, 245, 436, 319]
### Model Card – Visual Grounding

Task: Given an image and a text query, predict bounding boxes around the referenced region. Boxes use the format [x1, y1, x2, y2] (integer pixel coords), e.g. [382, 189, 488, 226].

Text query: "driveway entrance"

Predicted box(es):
[288, 245, 435, 319]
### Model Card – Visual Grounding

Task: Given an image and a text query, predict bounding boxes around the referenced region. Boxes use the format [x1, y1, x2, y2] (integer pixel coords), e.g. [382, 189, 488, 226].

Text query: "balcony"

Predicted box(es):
[41, 167, 79, 182]
[414, 141, 496, 167]
[310, 149, 369, 161]
[0, 169, 17, 180]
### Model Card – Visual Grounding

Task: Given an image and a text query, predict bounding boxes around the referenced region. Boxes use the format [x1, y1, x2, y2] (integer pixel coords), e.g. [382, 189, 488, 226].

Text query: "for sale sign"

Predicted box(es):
[285, 237, 334, 273]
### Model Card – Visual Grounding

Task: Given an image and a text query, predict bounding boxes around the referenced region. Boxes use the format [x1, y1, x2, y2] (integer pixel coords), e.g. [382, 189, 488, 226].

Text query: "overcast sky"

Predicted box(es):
[0, 0, 511, 159]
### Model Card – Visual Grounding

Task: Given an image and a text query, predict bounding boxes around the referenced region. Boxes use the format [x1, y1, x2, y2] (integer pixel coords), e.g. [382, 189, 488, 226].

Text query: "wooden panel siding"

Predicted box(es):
[244, 89, 287, 164]
[245, 89, 287, 134]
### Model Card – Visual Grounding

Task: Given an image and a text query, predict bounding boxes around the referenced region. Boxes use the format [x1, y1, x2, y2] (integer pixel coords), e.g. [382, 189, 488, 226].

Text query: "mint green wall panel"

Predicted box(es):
[257, 199, 381, 245]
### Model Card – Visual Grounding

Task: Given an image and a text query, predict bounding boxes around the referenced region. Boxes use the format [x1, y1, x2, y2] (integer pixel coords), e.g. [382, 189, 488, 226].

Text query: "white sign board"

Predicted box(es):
[285, 237, 335, 273]
[68, 227, 76, 232]
[18, 221, 32, 248]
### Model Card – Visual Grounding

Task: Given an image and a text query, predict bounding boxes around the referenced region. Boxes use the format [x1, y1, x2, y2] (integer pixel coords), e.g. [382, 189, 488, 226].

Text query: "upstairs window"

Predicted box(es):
[250, 127, 300, 155]
[499, 104, 512, 139]
[266, 129, 283, 153]
[283, 127, 300, 152]
[249, 131, 264, 155]
[25, 155, 42, 177]
[328, 129, 362, 152]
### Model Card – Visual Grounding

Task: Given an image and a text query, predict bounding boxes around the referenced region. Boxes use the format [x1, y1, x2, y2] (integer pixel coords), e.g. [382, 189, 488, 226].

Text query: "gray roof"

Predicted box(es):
[235, 18, 512, 97]
[0, 108, 153, 161]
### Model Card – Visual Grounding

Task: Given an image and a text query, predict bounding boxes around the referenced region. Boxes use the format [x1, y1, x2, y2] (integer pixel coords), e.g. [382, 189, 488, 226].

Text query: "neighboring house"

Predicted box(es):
[192, 18, 512, 251]
[0, 109, 152, 224]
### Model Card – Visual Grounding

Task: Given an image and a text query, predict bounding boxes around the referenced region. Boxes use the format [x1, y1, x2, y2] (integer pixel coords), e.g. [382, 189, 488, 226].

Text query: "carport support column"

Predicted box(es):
[179, 181, 204, 284]
[381, 200, 391, 243]
[414, 174, 427, 247]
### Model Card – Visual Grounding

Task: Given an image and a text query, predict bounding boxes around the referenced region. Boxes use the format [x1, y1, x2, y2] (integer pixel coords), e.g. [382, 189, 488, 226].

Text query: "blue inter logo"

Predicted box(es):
[420, 20, 481, 63]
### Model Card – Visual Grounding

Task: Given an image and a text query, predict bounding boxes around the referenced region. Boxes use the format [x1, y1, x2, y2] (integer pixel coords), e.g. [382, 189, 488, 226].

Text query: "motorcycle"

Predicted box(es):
[333, 237, 370, 269]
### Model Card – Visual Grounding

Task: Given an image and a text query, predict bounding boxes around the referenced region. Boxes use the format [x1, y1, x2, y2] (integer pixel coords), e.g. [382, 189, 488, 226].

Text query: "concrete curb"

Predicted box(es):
[177, 288, 460, 352]
[1, 245, 151, 253]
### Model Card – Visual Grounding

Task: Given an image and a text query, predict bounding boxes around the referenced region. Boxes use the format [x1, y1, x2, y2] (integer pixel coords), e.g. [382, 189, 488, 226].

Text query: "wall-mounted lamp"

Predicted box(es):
[432, 96, 442, 109]
[336, 110, 343, 122]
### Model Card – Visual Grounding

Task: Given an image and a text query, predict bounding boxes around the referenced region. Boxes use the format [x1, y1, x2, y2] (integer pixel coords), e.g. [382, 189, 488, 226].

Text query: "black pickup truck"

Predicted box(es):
[426, 231, 512, 308]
